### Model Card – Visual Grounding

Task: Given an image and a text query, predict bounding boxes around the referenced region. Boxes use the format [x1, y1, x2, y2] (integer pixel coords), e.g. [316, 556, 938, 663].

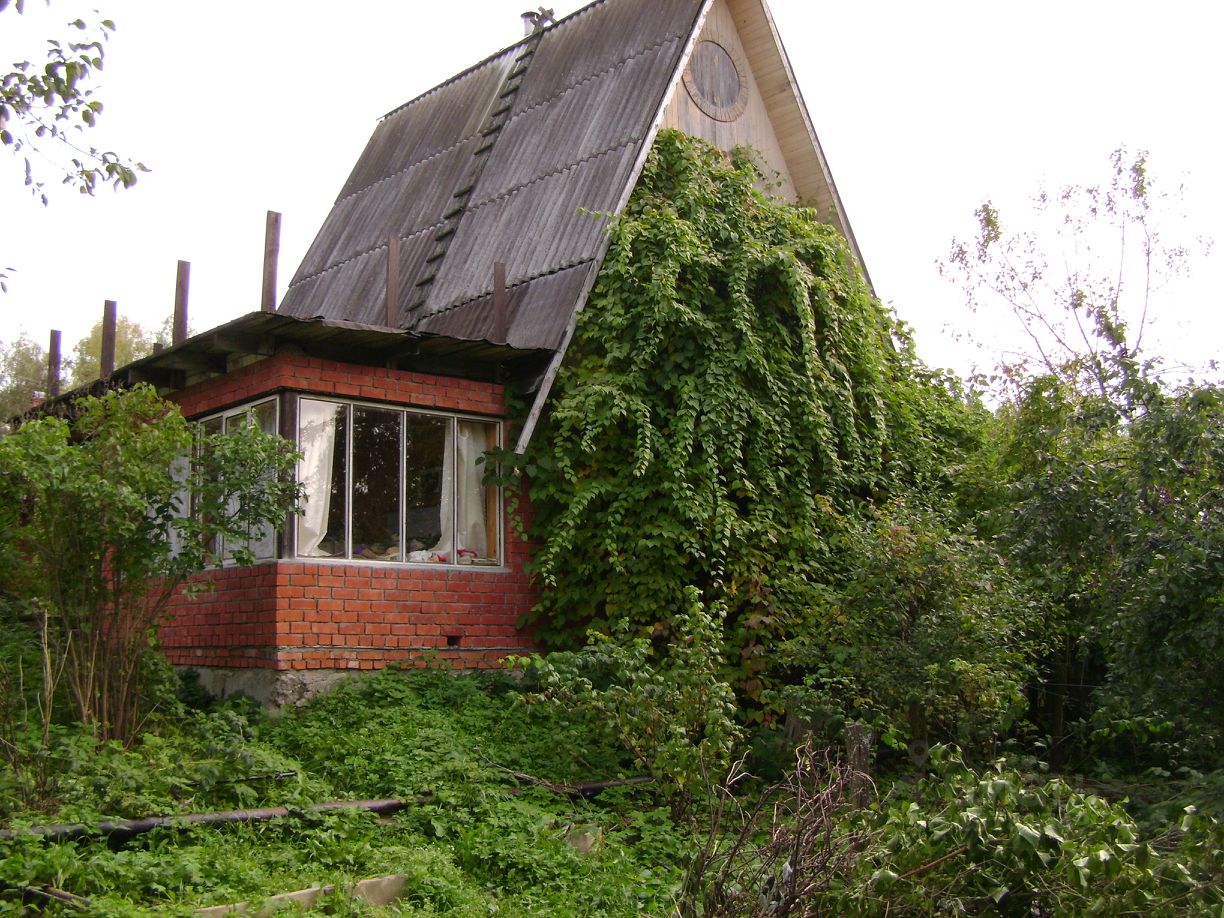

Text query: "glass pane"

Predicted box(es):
[297, 400, 347, 558]
[404, 414, 448, 563]
[221, 402, 280, 562]
[196, 416, 223, 556]
[252, 399, 277, 435]
[352, 407, 401, 561]
[455, 420, 498, 564]
[248, 401, 280, 560]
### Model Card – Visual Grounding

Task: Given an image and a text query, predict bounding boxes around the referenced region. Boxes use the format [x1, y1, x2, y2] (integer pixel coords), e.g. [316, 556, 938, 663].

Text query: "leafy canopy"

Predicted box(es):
[514, 131, 989, 721]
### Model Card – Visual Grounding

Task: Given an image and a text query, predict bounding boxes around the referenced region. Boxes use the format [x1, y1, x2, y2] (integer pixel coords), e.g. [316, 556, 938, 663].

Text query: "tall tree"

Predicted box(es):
[947, 150, 1222, 766]
[942, 148, 1201, 410]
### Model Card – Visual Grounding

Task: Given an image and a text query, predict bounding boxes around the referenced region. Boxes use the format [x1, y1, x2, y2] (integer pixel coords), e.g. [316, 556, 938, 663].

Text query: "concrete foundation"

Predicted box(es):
[184, 667, 358, 708]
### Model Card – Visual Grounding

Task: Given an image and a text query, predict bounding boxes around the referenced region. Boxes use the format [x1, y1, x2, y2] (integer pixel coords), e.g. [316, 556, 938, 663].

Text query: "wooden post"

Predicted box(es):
[493, 261, 507, 345]
[262, 210, 281, 313]
[846, 721, 874, 808]
[385, 236, 400, 328]
[47, 329, 61, 398]
[174, 260, 190, 345]
[100, 300, 117, 378]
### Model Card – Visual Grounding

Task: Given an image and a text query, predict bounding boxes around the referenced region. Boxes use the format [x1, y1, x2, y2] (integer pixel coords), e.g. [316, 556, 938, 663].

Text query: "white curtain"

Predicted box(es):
[297, 401, 339, 557]
[455, 420, 488, 557]
[428, 421, 488, 559]
[429, 424, 455, 559]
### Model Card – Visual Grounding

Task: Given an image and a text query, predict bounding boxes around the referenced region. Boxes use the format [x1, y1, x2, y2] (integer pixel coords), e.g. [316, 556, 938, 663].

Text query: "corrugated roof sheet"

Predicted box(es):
[279, 0, 706, 351]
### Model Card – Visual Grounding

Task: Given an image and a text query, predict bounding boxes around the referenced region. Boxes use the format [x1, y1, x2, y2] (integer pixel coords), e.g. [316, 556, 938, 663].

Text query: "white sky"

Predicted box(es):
[2, 0, 1221, 382]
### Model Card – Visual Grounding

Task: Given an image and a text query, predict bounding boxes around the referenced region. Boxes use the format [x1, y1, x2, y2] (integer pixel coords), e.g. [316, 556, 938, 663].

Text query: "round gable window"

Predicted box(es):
[682, 40, 748, 122]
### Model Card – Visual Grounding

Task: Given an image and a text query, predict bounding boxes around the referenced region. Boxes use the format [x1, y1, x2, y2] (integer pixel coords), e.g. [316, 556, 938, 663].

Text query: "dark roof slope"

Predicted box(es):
[279, 0, 706, 352]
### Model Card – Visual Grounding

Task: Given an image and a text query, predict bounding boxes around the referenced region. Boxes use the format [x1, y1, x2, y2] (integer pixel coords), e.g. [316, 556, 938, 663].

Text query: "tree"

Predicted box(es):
[0, 384, 301, 743]
[942, 148, 1202, 409]
[0, 0, 146, 204]
[1, 316, 163, 432]
[68, 314, 156, 387]
[0, 332, 47, 427]
[946, 150, 1223, 767]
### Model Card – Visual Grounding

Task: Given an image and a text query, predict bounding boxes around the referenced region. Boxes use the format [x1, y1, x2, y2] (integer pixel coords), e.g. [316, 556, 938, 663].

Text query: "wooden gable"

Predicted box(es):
[659, 0, 868, 277]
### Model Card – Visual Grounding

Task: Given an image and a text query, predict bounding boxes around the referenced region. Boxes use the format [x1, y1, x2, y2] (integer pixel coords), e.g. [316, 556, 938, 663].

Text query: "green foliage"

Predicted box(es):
[0, 333, 47, 427]
[515, 587, 744, 816]
[1, 668, 1218, 916]
[66, 315, 158, 388]
[0, 2, 147, 205]
[838, 746, 1223, 916]
[515, 131, 982, 706]
[0, 384, 300, 743]
[947, 149, 1224, 770]
[782, 501, 1039, 755]
[1097, 384, 1224, 763]
[0, 669, 694, 915]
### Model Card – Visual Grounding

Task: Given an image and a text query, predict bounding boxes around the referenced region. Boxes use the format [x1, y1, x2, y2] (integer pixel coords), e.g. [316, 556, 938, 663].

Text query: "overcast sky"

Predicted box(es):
[2, 0, 1220, 382]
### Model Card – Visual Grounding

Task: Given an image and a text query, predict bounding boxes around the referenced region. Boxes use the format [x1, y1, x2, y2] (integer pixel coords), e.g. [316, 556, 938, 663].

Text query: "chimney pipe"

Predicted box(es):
[521, 6, 554, 35]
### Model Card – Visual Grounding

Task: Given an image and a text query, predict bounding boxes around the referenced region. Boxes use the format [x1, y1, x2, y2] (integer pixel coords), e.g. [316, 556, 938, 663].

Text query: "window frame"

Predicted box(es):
[293, 394, 503, 568]
[193, 395, 282, 565]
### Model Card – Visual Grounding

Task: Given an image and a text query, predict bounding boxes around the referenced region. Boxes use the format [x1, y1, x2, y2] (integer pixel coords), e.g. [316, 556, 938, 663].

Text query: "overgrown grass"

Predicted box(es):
[1, 667, 1220, 916]
[0, 667, 689, 916]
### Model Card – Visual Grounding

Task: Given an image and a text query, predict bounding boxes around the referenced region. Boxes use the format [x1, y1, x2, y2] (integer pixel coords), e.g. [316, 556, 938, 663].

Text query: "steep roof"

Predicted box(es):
[277, 0, 867, 449]
[279, 0, 708, 352]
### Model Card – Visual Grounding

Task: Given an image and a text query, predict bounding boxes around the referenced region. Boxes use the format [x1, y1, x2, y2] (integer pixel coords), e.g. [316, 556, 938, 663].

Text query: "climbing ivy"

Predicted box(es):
[516, 132, 982, 700]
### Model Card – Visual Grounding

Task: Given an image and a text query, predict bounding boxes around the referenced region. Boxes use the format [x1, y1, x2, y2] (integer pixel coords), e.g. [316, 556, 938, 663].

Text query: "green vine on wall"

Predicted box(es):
[514, 131, 981, 702]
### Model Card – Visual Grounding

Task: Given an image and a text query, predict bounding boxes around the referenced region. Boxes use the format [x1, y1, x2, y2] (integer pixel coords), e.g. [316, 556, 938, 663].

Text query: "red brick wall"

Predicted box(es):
[160, 352, 540, 673]
[169, 351, 505, 419]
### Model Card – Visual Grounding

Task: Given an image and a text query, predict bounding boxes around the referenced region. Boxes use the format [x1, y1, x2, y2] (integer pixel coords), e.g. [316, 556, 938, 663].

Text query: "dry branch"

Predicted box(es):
[0, 798, 412, 844]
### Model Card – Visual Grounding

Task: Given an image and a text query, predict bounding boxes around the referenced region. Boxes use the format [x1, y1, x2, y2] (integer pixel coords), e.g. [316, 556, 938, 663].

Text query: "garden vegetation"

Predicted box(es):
[0, 133, 1221, 914]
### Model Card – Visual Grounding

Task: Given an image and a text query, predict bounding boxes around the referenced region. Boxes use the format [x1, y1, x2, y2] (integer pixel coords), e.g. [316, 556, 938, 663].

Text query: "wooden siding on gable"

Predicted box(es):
[661, 0, 799, 201]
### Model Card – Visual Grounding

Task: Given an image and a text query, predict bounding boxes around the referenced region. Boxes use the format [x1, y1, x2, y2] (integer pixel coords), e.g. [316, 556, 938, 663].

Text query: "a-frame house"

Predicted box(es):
[143, 0, 867, 703]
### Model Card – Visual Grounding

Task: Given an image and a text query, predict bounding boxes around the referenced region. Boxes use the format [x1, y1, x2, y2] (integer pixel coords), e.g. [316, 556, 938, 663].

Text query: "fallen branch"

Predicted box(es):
[0, 798, 414, 844]
[498, 767, 653, 797]
[10, 884, 91, 910]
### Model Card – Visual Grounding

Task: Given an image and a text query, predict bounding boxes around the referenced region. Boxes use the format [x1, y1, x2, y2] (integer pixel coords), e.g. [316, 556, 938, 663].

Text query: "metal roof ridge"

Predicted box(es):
[379, 0, 614, 123]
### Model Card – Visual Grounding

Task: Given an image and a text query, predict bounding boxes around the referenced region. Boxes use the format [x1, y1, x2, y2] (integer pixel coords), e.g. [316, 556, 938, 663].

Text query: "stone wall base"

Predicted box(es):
[184, 666, 358, 708]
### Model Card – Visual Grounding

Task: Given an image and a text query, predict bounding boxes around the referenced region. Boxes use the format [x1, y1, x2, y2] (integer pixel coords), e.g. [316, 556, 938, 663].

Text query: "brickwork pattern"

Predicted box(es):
[170, 351, 506, 420]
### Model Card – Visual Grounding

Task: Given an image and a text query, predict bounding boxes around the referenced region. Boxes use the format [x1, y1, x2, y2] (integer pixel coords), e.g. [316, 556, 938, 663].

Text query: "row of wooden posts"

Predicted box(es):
[42, 211, 283, 399]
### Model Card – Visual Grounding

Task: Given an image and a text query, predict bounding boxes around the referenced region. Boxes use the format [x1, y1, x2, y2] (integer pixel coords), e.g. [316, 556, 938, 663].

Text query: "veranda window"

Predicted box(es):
[194, 398, 279, 563]
[296, 398, 500, 565]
